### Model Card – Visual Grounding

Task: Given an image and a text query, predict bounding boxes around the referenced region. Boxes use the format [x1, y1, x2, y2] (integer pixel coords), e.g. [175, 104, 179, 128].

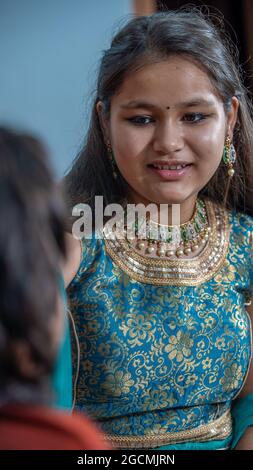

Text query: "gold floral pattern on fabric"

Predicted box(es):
[67, 201, 253, 440]
[104, 199, 230, 286]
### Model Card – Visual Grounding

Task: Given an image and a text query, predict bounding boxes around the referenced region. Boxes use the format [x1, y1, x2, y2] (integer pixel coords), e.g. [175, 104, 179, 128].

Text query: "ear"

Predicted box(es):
[96, 100, 111, 144]
[226, 96, 239, 138]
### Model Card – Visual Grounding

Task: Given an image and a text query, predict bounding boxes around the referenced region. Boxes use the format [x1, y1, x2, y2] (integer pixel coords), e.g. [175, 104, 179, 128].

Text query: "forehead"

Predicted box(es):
[112, 56, 221, 107]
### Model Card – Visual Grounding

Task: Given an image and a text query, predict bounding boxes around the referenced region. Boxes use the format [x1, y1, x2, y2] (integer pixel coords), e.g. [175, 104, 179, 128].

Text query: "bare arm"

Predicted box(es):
[62, 233, 82, 288]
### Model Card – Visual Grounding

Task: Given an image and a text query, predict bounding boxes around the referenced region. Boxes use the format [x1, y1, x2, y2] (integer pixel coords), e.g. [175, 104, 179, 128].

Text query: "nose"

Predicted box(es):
[153, 120, 184, 155]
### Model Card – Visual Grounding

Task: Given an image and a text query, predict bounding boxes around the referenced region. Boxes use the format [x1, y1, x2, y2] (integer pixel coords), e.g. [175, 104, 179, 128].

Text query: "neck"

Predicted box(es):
[128, 193, 198, 226]
[158, 197, 198, 226]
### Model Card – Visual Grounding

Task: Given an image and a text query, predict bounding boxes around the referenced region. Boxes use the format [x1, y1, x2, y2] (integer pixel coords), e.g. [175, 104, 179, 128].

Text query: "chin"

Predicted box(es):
[152, 193, 188, 206]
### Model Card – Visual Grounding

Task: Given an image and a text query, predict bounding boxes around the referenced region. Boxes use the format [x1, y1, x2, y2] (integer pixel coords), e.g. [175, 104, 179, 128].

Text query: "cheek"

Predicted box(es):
[114, 137, 138, 162]
[110, 120, 151, 165]
[192, 127, 225, 167]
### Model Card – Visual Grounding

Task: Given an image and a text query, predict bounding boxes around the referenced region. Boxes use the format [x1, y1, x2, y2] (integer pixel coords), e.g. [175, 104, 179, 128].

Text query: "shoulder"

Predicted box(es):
[228, 209, 253, 244]
[0, 404, 109, 450]
[62, 232, 82, 288]
[62, 231, 104, 288]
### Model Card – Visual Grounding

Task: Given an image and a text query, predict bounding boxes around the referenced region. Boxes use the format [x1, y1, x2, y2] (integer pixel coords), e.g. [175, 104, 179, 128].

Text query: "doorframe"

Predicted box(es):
[132, 0, 156, 15]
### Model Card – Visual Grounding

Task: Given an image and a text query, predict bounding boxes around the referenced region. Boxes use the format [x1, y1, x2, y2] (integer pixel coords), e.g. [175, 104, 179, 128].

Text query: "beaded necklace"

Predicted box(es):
[129, 198, 210, 258]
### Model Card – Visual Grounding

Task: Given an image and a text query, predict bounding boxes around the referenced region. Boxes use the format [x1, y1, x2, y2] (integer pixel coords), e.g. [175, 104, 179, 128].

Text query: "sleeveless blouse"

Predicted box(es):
[67, 199, 253, 448]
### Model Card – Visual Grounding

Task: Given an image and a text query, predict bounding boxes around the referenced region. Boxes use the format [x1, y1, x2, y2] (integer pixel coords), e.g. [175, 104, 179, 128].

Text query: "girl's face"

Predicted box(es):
[101, 57, 238, 206]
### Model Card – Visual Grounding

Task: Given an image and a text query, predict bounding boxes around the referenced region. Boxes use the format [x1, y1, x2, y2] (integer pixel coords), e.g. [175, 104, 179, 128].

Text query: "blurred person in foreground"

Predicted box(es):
[0, 127, 109, 449]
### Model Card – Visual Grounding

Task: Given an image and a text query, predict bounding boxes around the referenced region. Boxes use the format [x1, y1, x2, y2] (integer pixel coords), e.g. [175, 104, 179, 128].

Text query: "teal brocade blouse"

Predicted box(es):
[67, 199, 253, 449]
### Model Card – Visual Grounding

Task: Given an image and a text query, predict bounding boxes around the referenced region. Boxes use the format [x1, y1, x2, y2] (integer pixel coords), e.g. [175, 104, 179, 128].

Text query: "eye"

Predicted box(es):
[183, 113, 208, 123]
[127, 116, 155, 126]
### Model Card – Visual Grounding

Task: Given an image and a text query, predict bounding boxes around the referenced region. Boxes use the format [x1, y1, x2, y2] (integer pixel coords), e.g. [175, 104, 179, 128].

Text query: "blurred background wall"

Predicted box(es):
[1, 0, 252, 178]
[0, 0, 131, 177]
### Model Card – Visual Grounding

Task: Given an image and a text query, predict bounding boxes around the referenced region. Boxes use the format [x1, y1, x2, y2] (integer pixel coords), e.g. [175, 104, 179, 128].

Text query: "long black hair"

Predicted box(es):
[64, 8, 253, 220]
[0, 127, 66, 400]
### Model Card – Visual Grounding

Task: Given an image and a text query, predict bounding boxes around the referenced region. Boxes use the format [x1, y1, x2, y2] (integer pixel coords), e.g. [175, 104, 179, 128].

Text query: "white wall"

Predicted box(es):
[0, 0, 132, 177]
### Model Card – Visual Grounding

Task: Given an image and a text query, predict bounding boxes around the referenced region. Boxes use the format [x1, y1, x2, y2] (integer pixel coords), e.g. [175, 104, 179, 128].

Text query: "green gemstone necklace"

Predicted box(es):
[129, 198, 210, 258]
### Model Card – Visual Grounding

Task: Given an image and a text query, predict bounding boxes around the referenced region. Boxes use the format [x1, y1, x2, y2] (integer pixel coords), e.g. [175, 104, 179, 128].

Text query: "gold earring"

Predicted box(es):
[222, 136, 236, 177]
[106, 140, 118, 179]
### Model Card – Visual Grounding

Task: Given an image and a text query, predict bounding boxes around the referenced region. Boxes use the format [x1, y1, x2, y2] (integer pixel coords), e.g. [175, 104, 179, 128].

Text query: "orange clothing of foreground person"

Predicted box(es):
[0, 404, 111, 450]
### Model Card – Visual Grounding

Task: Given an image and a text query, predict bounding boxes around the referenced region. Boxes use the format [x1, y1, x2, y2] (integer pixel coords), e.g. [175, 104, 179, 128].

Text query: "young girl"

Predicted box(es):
[0, 127, 109, 449]
[63, 9, 253, 450]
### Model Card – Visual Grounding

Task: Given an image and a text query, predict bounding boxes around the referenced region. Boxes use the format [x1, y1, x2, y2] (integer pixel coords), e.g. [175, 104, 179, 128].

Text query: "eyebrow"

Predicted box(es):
[120, 98, 216, 110]
[177, 98, 216, 108]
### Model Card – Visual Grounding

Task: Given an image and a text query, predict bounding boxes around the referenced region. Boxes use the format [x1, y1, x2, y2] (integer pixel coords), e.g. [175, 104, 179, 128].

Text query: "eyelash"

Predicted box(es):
[183, 113, 209, 123]
[127, 116, 155, 126]
[127, 113, 209, 126]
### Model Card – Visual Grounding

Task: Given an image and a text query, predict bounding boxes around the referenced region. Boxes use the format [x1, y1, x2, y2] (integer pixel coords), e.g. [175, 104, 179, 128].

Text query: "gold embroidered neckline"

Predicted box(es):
[104, 199, 230, 286]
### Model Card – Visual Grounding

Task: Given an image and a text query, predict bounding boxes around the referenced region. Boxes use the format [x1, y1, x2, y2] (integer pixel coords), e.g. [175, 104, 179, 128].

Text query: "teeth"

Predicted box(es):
[153, 164, 187, 170]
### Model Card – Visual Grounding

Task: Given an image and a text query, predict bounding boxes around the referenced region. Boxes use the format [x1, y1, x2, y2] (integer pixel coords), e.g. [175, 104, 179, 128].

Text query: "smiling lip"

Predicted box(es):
[148, 161, 193, 181]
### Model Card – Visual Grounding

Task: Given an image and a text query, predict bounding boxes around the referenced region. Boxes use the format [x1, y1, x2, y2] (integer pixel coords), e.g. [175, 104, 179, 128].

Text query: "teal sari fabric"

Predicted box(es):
[67, 200, 253, 448]
[52, 277, 72, 410]
[155, 435, 232, 450]
[156, 395, 253, 450]
[230, 394, 253, 449]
